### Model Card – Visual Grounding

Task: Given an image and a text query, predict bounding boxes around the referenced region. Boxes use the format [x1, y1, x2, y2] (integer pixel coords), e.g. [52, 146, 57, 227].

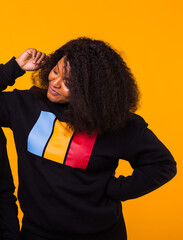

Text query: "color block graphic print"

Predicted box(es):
[27, 111, 56, 157]
[65, 131, 98, 169]
[43, 119, 73, 164]
[27, 111, 98, 169]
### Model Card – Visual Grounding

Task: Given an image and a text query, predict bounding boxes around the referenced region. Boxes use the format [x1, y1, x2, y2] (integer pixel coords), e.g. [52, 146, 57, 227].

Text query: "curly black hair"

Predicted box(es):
[32, 37, 141, 135]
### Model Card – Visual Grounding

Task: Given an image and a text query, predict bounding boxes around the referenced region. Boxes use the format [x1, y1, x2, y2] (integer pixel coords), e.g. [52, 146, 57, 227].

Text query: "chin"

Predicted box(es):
[47, 92, 69, 104]
[47, 92, 57, 103]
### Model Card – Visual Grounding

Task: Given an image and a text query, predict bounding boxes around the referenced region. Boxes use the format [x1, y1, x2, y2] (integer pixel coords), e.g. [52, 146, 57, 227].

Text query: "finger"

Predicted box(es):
[26, 48, 37, 59]
[36, 52, 46, 64]
[33, 51, 42, 63]
[34, 61, 46, 70]
[32, 49, 37, 59]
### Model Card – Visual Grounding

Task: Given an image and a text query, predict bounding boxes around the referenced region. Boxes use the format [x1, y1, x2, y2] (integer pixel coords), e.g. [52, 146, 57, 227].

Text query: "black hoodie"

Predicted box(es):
[0, 58, 177, 240]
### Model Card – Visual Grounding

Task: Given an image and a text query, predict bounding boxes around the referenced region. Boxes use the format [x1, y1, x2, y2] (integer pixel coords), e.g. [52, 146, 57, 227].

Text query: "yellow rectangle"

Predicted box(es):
[43, 120, 74, 164]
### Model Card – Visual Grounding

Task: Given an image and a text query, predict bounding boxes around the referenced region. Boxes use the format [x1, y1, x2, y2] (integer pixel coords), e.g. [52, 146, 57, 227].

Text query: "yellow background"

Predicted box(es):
[1, 0, 182, 239]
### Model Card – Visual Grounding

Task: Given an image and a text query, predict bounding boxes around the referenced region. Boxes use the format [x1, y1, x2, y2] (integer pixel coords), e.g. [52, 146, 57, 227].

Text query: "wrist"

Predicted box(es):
[12, 57, 26, 75]
[15, 57, 25, 70]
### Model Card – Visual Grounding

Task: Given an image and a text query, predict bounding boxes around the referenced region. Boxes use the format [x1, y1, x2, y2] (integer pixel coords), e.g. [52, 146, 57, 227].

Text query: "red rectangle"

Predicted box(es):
[65, 131, 98, 169]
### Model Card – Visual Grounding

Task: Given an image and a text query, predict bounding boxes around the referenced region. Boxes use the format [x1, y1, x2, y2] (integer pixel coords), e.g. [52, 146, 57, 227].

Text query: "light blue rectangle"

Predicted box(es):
[27, 111, 56, 157]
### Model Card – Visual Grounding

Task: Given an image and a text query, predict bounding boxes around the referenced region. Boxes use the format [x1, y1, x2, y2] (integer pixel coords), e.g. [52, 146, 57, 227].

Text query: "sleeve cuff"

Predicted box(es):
[3, 57, 25, 86]
[106, 175, 125, 201]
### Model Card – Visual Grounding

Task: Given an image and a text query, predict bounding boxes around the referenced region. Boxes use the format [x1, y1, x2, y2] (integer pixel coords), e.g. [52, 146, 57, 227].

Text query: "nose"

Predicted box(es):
[51, 78, 61, 88]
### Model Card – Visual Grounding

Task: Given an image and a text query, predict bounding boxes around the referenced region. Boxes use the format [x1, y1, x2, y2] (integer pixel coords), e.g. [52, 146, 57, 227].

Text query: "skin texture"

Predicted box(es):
[47, 57, 71, 104]
[15, 48, 46, 71]
[16, 49, 70, 104]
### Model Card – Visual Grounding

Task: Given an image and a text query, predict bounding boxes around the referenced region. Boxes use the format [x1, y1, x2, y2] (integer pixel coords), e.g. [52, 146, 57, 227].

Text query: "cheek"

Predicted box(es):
[61, 83, 70, 95]
[48, 71, 53, 81]
[64, 88, 70, 97]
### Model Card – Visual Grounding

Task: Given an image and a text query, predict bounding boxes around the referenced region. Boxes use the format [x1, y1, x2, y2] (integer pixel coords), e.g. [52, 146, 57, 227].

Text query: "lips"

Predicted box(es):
[48, 86, 61, 96]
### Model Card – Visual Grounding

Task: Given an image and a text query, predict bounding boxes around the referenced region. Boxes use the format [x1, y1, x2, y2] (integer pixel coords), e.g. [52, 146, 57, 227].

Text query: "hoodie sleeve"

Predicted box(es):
[0, 129, 20, 240]
[106, 116, 177, 201]
[0, 57, 25, 128]
[0, 57, 25, 91]
[0, 57, 23, 238]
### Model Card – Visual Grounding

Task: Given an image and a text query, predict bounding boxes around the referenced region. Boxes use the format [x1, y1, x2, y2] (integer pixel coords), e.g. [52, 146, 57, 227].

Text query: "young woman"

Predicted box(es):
[0, 37, 176, 240]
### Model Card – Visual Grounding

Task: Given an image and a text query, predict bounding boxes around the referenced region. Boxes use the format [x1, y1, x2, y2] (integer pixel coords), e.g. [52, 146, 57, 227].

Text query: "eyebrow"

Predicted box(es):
[57, 59, 70, 81]
[57, 63, 69, 78]
[62, 62, 70, 80]
[56, 63, 60, 72]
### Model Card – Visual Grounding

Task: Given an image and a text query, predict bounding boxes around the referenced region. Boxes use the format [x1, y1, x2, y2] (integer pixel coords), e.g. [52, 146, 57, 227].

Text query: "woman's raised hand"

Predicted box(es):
[15, 48, 46, 71]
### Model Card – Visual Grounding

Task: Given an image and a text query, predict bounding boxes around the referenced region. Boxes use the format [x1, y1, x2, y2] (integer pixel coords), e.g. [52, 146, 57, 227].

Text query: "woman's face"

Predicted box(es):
[47, 56, 71, 104]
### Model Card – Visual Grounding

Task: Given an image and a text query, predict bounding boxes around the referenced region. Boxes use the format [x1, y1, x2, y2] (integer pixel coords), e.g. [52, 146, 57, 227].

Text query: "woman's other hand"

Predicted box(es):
[15, 48, 46, 71]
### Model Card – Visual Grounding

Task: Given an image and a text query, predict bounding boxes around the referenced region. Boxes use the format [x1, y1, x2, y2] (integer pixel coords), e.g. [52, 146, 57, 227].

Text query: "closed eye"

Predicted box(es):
[53, 68, 58, 75]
